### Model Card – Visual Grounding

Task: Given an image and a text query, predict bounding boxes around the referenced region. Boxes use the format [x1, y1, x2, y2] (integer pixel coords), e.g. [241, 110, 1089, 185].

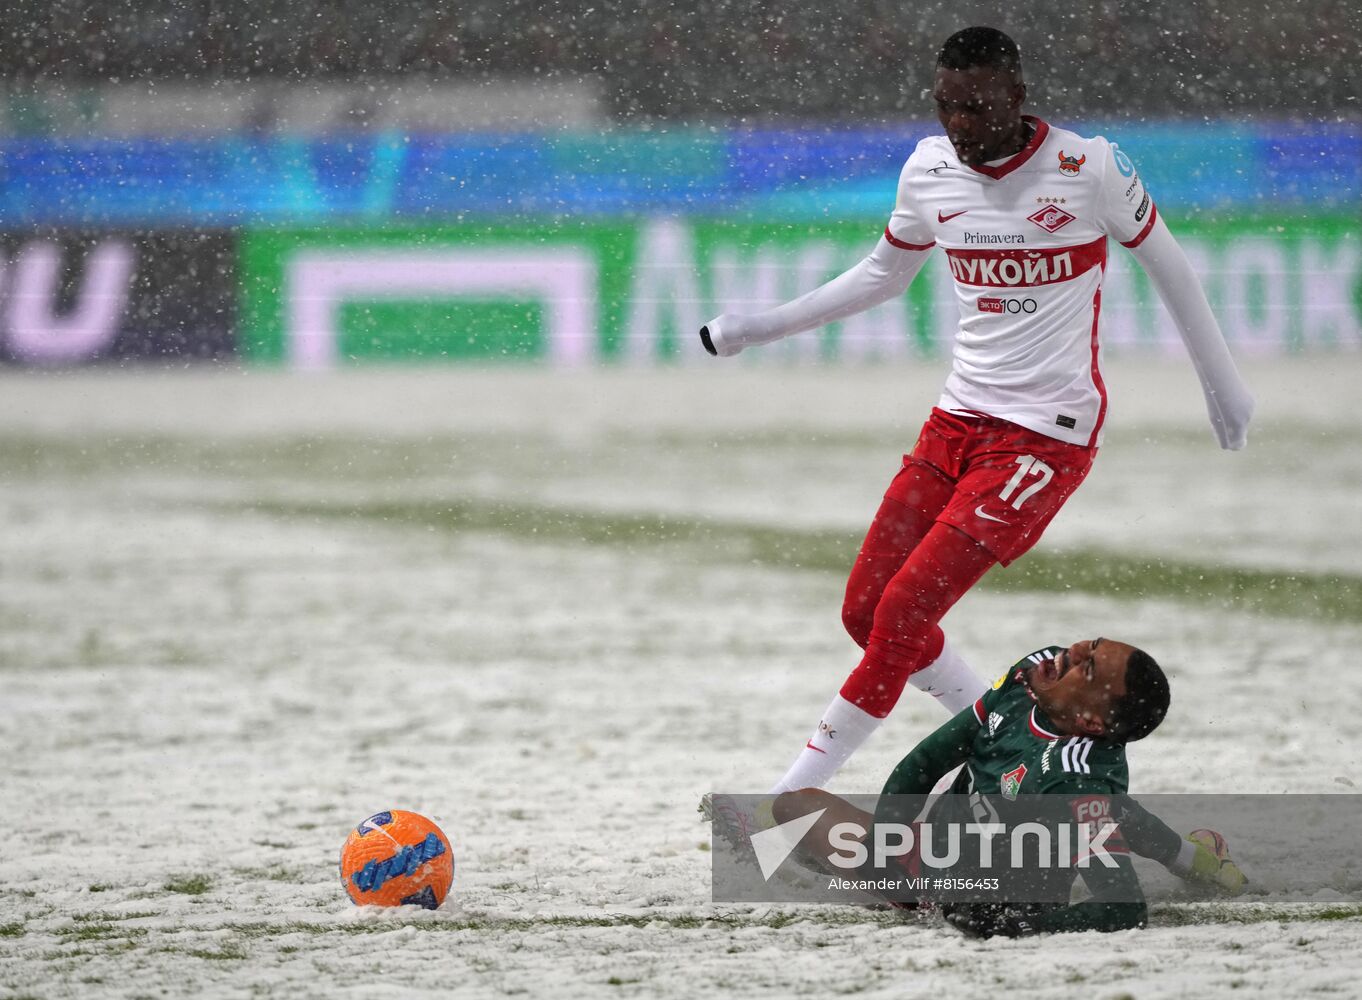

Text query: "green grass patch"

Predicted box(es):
[225, 910, 898, 938]
[163, 874, 213, 896]
[232, 865, 310, 884]
[58, 922, 149, 943]
[240, 497, 1362, 623]
[0, 922, 24, 938]
[214, 902, 1362, 940]
[9, 428, 1361, 623]
[72, 911, 160, 923]
[1148, 903, 1362, 927]
[183, 944, 248, 961]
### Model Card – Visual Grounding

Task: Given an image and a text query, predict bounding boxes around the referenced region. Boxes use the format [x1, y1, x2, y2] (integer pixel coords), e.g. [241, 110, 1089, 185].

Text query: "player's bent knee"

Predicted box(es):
[772, 788, 833, 826]
[841, 600, 874, 650]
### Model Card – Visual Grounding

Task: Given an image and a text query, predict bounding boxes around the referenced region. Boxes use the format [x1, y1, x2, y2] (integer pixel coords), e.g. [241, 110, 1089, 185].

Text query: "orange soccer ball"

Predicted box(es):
[339, 810, 455, 909]
[1188, 828, 1230, 860]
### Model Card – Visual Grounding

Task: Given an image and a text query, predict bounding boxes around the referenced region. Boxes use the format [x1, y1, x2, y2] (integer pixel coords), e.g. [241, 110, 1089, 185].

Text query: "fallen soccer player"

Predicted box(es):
[765, 638, 1246, 936]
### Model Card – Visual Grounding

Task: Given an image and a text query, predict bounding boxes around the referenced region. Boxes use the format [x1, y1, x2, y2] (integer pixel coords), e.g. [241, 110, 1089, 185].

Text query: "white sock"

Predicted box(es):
[1168, 837, 1200, 877]
[769, 694, 884, 793]
[907, 637, 989, 714]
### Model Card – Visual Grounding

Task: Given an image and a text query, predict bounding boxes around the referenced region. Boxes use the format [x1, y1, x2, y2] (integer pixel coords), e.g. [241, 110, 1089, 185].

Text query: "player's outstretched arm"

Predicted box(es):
[1112, 796, 1246, 894]
[700, 237, 933, 357]
[1127, 216, 1255, 450]
[872, 708, 979, 831]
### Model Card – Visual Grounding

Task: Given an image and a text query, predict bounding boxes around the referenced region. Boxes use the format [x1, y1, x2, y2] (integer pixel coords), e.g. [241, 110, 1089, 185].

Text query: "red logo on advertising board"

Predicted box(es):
[1027, 205, 1076, 234]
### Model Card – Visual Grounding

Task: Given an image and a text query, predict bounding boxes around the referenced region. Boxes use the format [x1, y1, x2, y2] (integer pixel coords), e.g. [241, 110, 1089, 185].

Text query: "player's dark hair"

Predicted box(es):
[1106, 649, 1170, 743]
[937, 27, 1022, 76]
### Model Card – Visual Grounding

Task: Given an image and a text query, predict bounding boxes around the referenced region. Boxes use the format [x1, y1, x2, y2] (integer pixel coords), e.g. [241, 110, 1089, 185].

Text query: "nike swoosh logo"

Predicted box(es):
[974, 504, 1010, 524]
[805, 740, 828, 755]
[938, 209, 968, 223]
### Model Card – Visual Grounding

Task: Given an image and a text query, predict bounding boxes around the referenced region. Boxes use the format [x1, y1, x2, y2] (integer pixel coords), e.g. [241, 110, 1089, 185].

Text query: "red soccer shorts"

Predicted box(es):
[897, 408, 1096, 567]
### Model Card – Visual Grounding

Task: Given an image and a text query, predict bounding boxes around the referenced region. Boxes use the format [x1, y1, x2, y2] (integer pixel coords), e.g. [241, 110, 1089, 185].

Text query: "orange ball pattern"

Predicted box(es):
[1188, 828, 1230, 860]
[339, 810, 454, 909]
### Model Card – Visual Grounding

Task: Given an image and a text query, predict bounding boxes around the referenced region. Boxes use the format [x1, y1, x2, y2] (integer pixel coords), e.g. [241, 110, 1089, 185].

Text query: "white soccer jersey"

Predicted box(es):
[884, 116, 1158, 448]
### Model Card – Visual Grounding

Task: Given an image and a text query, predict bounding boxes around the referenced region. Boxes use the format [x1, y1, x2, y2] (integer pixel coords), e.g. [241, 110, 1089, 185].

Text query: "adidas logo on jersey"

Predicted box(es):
[1040, 735, 1094, 775]
[1059, 737, 1094, 774]
[988, 712, 1004, 736]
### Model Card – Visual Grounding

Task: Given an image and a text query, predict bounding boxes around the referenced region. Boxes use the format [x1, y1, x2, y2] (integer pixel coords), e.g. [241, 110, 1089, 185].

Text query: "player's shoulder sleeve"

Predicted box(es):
[884, 138, 939, 251]
[1091, 134, 1159, 248]
[1038, 736, 1130, 795]
[973, 645, 1061, 720]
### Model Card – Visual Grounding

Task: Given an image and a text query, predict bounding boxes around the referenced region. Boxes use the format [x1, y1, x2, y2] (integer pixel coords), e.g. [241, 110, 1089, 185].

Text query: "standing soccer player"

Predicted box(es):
[700, 27, 1254, 795]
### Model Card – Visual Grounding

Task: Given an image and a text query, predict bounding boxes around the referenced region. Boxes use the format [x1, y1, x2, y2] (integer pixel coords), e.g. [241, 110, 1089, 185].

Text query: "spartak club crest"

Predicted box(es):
[1027, 205, 1076, 233]
[1058, 151, 1086, 175]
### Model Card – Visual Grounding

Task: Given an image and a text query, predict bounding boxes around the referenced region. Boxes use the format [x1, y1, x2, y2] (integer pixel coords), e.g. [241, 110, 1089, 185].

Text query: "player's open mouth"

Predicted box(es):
[1038, 650, 1070, 685]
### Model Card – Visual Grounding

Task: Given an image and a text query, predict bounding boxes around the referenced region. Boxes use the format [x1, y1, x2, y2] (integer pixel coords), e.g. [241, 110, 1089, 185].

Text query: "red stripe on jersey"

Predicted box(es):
[945, 237, 1107, 288]
[884, 226, 935, 251]
[1120, 201, 1159, 248]
[1086, 288, 1108, 449]
[973, 698, 986, 725]
[967, 116, 1050, 180]
[1028, 707, 1061, 739]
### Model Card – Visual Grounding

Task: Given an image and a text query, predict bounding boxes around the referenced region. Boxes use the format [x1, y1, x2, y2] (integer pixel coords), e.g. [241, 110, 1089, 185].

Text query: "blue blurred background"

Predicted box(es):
[0, 0, 1356, 365]
[1, 123, 1359, 226]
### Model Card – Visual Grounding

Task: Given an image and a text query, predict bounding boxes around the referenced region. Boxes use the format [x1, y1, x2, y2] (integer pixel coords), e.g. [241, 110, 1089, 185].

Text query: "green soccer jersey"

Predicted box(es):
[959, 645, 1130, 801]
[874, 645, 1146, 934]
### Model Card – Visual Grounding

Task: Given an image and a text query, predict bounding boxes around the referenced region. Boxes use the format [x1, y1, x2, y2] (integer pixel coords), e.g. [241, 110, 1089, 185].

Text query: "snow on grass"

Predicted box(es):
[2, 360, 1361, 997]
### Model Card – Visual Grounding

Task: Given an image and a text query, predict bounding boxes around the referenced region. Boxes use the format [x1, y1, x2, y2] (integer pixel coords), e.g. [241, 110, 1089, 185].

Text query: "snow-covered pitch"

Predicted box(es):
[2, 358, 1360, 998]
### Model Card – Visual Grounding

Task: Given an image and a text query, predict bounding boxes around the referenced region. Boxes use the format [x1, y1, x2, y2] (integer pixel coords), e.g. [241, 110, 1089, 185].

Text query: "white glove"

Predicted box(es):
[1203, 378, 1255, 451]
[699, 314, 749, 357]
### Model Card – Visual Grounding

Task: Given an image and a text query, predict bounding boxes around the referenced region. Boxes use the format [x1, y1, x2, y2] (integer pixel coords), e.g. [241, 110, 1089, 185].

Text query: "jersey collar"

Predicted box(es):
[1028, 705, 1063, 740]
[965, 115, 1049, 180]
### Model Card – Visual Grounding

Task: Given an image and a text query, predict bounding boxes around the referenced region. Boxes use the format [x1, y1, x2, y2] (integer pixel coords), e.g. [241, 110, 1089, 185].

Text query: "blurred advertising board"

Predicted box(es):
[1, 124, 1357, 227]
[239, 223, 639, 367]
[1, 216, 1353, 367]
[0, 230, 236, 365]
[239, 216, 1360, 368]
